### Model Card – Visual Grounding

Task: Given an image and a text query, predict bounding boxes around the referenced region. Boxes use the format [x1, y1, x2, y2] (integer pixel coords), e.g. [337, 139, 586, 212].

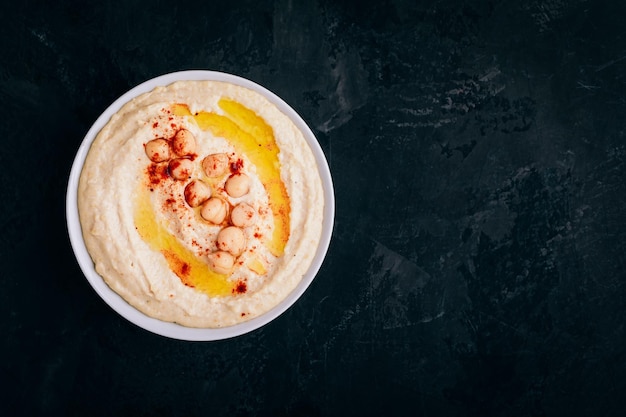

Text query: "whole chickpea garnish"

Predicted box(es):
[144, 138, 171, 162]
[184, 180, 211, 207]
[216, 226, 246, 256]
[172, 129, 196, 156]
[168, 158, 193, 181]
[225, 173, 250, 198]
[207, 251, 235, 274]
[201, 153, 229, 177]
[200, 197, 229, 224]
[230, 203, 256, 227]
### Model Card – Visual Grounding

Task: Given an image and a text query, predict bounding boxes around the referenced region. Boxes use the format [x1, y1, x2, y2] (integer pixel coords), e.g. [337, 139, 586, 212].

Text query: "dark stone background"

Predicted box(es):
[2, 0, 626, 416]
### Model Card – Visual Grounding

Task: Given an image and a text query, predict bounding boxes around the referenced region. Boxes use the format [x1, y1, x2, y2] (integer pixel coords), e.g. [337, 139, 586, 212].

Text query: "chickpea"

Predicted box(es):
[216, 226, 246, 256]
[144, 138, 171, 162]
[200, 197, 228, 224]
[225, 173, 250, 198]
[207, 251, 235, 274]
[184, 180, 211, 207]
[230, 203, 256, 227]
[172, 129, 196, 156]
[168, 158, 193, 181]
[201, 153, 229, 177]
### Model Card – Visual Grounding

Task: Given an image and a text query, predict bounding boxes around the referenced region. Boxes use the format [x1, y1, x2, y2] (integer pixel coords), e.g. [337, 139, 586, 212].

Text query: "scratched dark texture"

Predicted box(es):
[2, 0, 626, 416]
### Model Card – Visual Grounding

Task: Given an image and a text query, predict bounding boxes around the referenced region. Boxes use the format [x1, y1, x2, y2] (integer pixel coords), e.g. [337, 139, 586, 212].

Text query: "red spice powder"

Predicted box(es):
[230, 158, 244, 174]
[233, 280, 247, 294]
[146, 163, 168, 186]
[163, 250, 193, 287]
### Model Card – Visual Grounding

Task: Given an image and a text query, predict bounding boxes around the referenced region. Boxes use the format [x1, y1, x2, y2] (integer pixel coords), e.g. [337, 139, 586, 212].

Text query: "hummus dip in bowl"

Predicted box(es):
[66, 71, 334, 341]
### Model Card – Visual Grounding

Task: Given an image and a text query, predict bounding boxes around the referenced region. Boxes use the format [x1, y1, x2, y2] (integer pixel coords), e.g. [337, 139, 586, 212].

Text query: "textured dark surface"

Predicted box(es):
[2, 0, 626, 416]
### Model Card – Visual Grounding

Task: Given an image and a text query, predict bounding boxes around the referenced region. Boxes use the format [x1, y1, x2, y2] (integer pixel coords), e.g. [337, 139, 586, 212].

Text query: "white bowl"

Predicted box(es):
[66, 70, 334, 341]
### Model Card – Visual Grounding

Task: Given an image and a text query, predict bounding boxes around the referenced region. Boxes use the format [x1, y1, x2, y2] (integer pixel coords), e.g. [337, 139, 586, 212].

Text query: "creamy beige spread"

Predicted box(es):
[78, 80, 324, 328]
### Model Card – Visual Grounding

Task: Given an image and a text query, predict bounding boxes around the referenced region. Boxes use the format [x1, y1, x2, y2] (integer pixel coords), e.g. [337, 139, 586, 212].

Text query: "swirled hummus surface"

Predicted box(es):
[78, 80, 324, 328]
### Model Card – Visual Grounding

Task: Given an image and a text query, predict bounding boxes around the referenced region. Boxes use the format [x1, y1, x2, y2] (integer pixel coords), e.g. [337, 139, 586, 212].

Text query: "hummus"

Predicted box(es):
[78, 80, 324, 328]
